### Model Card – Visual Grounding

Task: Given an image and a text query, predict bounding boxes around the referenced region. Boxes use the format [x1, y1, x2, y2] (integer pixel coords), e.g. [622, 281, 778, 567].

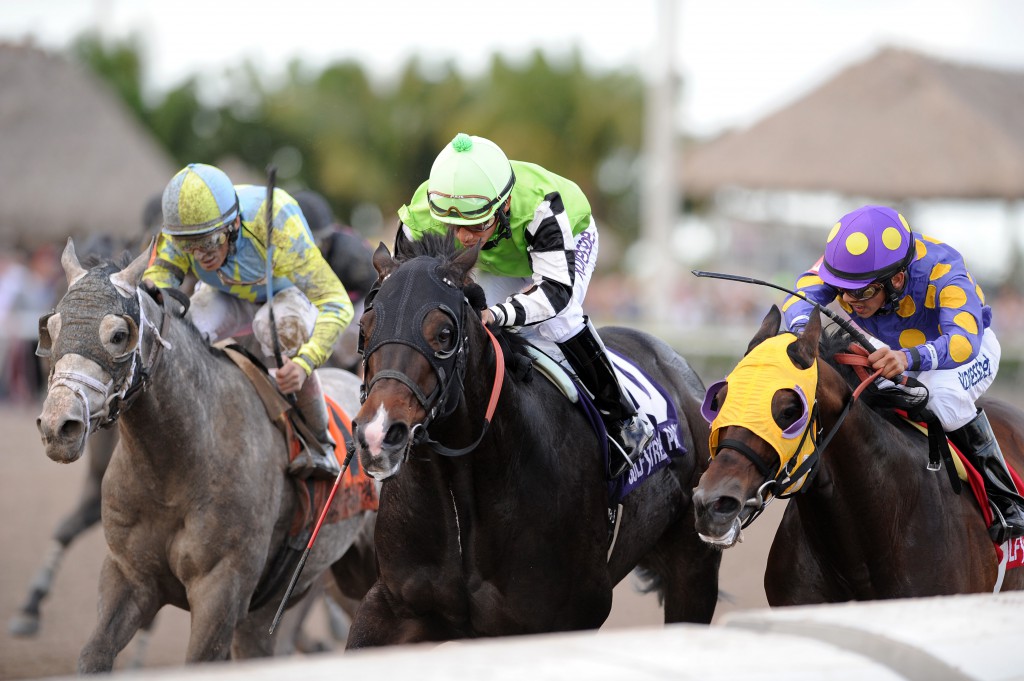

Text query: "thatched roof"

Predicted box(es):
[683, 48, 1024, 200]
[0, 43, 175, 249]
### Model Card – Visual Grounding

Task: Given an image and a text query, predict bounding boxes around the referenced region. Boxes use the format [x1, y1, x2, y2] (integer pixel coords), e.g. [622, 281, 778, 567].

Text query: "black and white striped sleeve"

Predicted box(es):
[487, 192, 576, 327]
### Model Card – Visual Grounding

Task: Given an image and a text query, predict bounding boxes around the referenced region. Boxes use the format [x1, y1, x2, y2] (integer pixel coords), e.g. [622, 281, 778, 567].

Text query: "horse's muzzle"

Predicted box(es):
[692, 487, 746, 549]
[36, 411, 89, 464]
[354, 414, 413, 481]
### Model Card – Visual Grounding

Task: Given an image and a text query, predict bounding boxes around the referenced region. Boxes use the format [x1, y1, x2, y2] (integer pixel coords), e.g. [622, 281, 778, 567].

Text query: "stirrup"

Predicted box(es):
[608, 416, 655, 478]
[988, 504, 1024, 543]
[288, 440, 341, 481]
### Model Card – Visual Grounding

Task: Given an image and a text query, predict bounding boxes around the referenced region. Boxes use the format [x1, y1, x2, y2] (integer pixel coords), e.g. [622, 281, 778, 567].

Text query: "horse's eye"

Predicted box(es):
[111, 330, 127, 345]
[438, 328, 453, 345]
[775, 393, 803, 428]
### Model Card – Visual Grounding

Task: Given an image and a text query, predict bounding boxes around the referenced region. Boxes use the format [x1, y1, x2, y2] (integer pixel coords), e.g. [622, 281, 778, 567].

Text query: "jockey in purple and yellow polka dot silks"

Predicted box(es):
[782, 205, 991, 373]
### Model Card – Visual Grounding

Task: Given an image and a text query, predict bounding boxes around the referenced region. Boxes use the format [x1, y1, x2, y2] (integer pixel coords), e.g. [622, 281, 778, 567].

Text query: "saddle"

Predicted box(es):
[217, 342, 379, 608]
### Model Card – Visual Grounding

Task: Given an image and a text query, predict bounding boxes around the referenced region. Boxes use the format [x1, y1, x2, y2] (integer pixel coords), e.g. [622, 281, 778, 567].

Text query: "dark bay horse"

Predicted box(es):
[693, 305, 1024, 603]
[35, 241, 375, 671]
[344, 233, 721, 647]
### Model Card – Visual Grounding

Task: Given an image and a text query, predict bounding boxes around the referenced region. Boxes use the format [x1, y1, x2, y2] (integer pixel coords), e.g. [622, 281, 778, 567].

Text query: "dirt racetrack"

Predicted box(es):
[0, 400, 780, 680]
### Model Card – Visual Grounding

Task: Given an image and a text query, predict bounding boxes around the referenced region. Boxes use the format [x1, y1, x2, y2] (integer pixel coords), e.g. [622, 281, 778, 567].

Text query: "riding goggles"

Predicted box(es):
[427, 171, 515, 221]
[837, 281, 884, 302]
[173, 228, 229, 256]
[452, 215, 498, 234]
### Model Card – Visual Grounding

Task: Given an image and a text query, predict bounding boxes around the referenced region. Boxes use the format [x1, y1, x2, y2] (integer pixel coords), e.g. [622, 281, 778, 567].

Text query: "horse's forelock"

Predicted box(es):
[396, 232, 479, 291]
[396, 232, 457, 263]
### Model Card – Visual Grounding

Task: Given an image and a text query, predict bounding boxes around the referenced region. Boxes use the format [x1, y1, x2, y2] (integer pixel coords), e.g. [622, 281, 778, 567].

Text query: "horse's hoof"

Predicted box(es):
[8, 613, 40, 637]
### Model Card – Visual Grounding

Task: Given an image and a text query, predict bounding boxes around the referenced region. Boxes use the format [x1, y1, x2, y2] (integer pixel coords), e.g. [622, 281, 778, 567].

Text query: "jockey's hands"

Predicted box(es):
[275, 356, 308, 394]
[481, 309, 495, 326]
[868, 346, 908, 379]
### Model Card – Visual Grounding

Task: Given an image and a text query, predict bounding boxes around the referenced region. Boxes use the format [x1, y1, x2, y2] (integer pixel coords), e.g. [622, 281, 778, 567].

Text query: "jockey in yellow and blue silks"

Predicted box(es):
[143, 163, 353, 480]
[782, 204, 1023, 542]
[395, 133, 653, 478]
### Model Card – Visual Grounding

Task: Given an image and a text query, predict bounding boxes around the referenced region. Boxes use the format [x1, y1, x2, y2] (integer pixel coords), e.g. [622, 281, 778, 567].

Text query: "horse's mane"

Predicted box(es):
[80, 251, 133, 271]
[818, 323, 857, 384]
[817, 322, 915, 424]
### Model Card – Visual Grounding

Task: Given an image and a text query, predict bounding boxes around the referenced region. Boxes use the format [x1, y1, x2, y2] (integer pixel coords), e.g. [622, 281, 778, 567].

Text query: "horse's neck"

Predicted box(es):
[797, 402, 922, 540]
[120, 304, 242, 455]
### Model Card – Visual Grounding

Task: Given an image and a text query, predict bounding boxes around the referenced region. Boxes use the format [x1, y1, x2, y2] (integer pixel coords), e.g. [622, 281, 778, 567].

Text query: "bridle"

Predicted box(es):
[38, 283, 177, 435]
[359, 258, 504, 459]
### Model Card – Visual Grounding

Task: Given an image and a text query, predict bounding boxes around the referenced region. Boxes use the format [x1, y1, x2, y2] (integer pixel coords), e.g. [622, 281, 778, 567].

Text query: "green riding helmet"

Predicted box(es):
[427, 133, 515, 226]
[161, 163, 239, 237]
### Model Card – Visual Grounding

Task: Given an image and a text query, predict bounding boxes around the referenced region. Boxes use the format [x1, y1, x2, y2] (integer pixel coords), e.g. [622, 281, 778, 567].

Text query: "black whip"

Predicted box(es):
[690, 270, 875, 351]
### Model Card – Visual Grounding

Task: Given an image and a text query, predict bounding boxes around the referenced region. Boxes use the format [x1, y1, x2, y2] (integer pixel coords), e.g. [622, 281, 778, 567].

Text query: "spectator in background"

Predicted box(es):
[294, 190, 376, 373]
[0, 243, 61, 402]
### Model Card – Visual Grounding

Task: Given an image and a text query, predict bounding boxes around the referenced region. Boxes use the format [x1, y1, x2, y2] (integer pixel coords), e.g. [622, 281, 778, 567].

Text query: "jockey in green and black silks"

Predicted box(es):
[395, 133, 653, 478]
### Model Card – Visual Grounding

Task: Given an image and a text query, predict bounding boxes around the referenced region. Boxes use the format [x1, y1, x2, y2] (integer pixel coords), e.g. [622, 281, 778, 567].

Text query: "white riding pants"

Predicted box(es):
[188, 283, 318, 359]
[911, 327, 1001, 431]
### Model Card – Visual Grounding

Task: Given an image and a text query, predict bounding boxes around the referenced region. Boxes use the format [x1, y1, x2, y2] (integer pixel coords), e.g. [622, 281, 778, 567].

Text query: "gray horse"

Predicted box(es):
[35, 240, 374, 672]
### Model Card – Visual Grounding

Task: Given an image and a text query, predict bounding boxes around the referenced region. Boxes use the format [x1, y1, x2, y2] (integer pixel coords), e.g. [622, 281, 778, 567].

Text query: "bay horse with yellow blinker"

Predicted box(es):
[344, 233, 722, 647]
[693, 305, 1024, 604]
[35, 241, 376, 671]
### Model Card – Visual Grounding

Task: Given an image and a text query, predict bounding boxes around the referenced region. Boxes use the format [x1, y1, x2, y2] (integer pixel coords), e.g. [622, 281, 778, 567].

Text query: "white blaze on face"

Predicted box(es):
[362, 403, 390, 457]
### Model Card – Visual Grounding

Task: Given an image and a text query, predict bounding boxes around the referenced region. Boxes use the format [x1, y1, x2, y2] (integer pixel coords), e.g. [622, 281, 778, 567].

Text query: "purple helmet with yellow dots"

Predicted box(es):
[820, 205, 916, 290]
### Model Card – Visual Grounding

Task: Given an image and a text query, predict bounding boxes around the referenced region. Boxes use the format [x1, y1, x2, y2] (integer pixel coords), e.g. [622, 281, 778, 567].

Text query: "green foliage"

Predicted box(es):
[69, 36, 647, 267]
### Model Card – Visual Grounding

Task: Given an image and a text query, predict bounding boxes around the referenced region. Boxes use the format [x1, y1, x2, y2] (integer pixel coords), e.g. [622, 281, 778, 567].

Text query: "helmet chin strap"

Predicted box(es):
[482, 200, 513, 250]
[877, 271, 907, 315]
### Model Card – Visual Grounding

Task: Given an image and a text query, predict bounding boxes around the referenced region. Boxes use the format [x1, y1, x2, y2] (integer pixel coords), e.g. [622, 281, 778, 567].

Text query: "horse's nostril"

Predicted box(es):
[58, 419, 85, 442]
[712, 496, 741, 517]
[384, 423, 409, 448]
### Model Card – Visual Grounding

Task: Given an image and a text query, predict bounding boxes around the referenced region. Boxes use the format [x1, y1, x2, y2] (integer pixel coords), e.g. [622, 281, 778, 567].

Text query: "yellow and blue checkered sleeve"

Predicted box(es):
[268, 194, 353, 374]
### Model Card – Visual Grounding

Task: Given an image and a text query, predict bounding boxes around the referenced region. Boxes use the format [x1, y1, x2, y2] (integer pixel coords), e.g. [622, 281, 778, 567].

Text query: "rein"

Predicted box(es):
[409, 325, 505, 457]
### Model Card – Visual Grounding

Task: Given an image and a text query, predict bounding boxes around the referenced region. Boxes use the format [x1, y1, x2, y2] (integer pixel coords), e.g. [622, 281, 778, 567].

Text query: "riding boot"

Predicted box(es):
[949, 409, 1024, 543]
[558, 318, 655, 478]
[287, 370, 341, 481]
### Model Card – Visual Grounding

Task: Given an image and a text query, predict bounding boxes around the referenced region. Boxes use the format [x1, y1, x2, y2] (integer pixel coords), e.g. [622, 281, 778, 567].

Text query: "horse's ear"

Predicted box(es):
[450, 241, 481, 284]
[746, 305, 782, 355]
[110, 245, 151, 296]
[787, 307, 821, 370]
[372, 242, 398, 280]
[61, 238, 87, 288]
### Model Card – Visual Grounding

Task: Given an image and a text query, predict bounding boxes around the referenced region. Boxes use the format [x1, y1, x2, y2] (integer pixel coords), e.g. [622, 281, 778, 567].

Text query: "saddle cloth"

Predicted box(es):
[216, 343, 378, 538]
[286, 396, 379, 537]
[528, 346, 687, 506]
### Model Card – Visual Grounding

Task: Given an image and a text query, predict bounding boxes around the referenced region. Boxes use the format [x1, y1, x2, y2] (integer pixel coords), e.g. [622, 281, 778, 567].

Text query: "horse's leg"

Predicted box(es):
[124, 613, 159, 670]
[346, 582, 446, 648]
[78, 557, 158, 673]
[763, 509, 826, 606]
[647, 518, 722, 624]
[9, 428, 113, 637]
[183, 568, 250, 662]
